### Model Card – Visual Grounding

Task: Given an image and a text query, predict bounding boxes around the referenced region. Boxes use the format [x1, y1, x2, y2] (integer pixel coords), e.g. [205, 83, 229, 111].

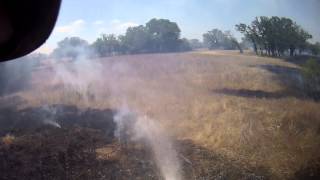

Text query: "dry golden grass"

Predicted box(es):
[17, 50, 320, 179]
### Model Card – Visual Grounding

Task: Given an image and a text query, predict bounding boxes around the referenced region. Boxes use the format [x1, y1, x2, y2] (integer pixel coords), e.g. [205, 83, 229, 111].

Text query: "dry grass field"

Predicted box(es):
[1, 50, 320, 179]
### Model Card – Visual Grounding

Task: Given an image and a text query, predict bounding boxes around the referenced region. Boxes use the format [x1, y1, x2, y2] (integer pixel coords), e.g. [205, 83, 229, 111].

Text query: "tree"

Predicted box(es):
[203, 29, 239, 51]
[117, 35, 129, 54]
[52, 37, 89, 59]
[123, 25, 151, 54]
[236, 16, 312, 57]
[309, 42, 320, 56]
[178, 38, 192, 52]
[235, 23, 259, 54]
[224, 31, 243, 53]
[188, 39, 203, 49]
[146, 18, 181, 52]
[240, 37, 252, 50]
[302, 59, 320, 97]
[203, 29, 224, 49]
[91, 18, 190, 56]
[92, 34, 120, 57]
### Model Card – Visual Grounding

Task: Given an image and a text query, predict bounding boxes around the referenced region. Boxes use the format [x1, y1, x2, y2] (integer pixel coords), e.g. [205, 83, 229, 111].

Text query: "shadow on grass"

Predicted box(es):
[284, 55, 320, 67]
[213, 88, 288, 99]
[213, 88, 302, 100]
[248, 63, 320, 101]
[251, 64, 303, 88]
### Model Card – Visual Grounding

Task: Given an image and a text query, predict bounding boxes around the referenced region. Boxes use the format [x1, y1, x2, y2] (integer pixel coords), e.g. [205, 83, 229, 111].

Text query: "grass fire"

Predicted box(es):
[0, 1, 320, 179]
[0, 50, 319, 179]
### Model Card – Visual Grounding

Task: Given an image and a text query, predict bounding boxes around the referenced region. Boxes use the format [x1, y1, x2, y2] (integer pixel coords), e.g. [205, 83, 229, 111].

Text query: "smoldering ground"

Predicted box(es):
[1, 50, 319, 180]
[0, 49, 184, 180]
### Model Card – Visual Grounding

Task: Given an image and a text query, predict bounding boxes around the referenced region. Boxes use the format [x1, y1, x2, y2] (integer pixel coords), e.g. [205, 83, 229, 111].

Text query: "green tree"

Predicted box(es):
[91, 18, 189, 55]
[235, 23, 259, 54]
[236, 16, 312, 57]
[302, 59, 320, 97]
[178, 38, 192, 51]
[188, 39, 203, 49]
[92, 34, 120, 57]
[52, 37, 89, 59]
[123, 25, 151, 54]
[203, 29, 225, 49]
[203, 29, 239, 51]
[146, 18, 181, 52]
[309, 42, 320, 56]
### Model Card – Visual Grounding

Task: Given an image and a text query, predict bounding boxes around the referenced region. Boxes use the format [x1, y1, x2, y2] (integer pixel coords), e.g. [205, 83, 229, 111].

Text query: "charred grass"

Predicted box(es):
[1, 51, 320, 179]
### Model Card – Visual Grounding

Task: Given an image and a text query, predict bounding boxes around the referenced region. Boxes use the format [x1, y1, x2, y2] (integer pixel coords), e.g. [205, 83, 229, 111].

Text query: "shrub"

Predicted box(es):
[302, 59, 320, 98]
[309, 42, 320, 56]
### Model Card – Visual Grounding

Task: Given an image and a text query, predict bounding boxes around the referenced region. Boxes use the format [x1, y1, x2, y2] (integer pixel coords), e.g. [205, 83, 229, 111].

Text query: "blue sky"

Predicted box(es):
[37, 0, 320, 53]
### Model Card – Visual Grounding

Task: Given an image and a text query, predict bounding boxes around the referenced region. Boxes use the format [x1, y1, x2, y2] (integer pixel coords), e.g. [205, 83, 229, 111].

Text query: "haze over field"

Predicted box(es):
[0, 1, 320, 180]
[37, 0, 320, 53]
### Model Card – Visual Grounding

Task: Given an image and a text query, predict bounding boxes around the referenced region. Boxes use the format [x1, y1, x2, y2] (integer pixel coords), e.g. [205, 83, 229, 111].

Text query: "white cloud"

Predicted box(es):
[47, 19, 139, 50]
[96, 19, 138, 35]
[54, 19, 85, 34]
[110, 19, 121, 24]
[110, 20, 138, 33]
[35, 44, 54, 54]
[93, 20, 104, 25]
[118, 22, 139, 30]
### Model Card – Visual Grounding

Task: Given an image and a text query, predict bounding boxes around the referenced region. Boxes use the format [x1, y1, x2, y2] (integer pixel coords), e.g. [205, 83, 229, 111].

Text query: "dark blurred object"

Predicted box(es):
[0, 0, 61, 61]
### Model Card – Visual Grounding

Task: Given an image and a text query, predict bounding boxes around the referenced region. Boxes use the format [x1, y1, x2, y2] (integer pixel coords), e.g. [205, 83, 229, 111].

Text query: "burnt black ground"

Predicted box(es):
[0, 103, 269, 180]
[0, 103, 318, 180]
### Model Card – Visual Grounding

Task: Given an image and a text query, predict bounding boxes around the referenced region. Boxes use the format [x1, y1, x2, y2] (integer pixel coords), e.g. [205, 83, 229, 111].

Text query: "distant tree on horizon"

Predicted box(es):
[92, 34, 120, 57]
[188, 39, 203, 49]
[51, 37, 89, 59]
[89, 18, 192, 57]
[203, 29, 242, 53]
[236, 16, 312, 56]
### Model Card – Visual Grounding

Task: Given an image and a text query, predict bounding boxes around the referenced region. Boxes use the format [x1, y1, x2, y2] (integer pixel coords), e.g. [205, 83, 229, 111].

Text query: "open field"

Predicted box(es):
[1, 51, 320, 179]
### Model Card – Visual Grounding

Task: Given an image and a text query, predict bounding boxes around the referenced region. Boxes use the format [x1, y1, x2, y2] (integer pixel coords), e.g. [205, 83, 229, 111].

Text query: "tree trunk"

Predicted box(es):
[271, 48, 275, 56]
[254, 44, 258, 55]
[233, 40, 243, 54]
[251, 38, 258, 55]
[290, 47, 295, 56]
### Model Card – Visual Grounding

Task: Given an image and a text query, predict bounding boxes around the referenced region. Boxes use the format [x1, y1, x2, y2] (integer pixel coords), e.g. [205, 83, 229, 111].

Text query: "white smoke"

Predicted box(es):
[43, 119, 61, 128]
[48, 47, 104, 106]
[40, 44, 182, 179]
[41, 105, 61, 128]
[114, 106, 182, 180]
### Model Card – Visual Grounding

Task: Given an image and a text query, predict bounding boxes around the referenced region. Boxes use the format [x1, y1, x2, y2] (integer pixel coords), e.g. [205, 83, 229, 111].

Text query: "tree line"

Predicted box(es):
[52, 18, 192, 59]
[51, 17, 320, 59]
[236, 16, 319, 56]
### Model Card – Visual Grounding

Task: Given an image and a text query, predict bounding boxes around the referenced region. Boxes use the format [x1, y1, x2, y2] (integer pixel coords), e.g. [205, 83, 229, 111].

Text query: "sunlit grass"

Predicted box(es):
[17, 51, 320, 179]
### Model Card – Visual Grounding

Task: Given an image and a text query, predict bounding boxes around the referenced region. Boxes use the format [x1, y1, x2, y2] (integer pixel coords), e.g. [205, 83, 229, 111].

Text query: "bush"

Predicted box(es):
[309, 42, 320, 56]
[302, 59, 320, 98]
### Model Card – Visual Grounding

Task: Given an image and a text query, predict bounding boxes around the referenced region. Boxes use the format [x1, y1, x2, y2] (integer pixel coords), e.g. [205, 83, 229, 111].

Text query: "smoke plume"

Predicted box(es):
[114, 106, 182, 180]
[48, 46, 182, 179]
